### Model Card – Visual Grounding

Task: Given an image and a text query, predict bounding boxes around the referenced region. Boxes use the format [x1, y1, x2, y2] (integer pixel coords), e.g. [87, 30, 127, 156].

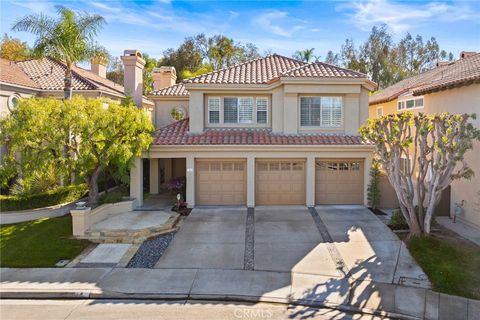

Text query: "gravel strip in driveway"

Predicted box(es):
[244, 207, 255, 270]
[127, 232, 175, 268]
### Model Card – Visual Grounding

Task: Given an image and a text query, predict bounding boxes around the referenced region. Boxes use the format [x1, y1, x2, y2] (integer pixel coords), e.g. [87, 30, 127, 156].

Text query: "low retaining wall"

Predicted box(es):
[0, 201, 77, 225]
[71, 200, 136, 237]
[0, 187, 119, 225]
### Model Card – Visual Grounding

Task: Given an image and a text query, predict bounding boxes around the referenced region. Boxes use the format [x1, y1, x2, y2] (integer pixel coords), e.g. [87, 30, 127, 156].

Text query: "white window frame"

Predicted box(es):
[208, 96, 269, 125]
[376, 106, 384, 118]
[397, 96, 424, 111]
[256, 97, 268, 124]
[299, 96, 343, 128]
[208, 97, 221, 124]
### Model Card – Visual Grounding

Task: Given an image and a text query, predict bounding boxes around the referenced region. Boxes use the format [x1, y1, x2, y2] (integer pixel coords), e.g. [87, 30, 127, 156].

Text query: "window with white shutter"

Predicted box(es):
[223, 97, 238, 123]
[238, 97, 254, 123]
[300, 96, 342, 128]
[256, 98, 268, 124]
[208, 97, 220, 124]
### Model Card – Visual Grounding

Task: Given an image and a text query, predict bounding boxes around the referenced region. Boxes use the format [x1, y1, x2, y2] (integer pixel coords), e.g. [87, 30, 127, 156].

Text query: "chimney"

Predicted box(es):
[91, 56, 107, 78]
[460, 51, 477, 59]
[436, 61, 450, 67]
[121, 49, 145, 107]
[152, 66, 177, 91]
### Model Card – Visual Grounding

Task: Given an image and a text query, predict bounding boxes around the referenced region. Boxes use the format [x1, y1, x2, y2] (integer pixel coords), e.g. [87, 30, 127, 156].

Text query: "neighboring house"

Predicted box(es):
[131, 53, 376, 209]
[0, 50, 154, 160]
[0, 52, 154, 117]
[369, 51, 480, 229]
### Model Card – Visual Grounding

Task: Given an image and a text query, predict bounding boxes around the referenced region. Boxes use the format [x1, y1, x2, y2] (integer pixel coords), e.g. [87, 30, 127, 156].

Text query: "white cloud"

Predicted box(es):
[254, 10, 305, 37]
[338, 0, 480, 33]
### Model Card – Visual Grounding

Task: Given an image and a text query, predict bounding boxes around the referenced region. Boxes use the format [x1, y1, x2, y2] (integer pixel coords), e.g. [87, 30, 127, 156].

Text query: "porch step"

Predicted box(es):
[82, 212, 181, 244]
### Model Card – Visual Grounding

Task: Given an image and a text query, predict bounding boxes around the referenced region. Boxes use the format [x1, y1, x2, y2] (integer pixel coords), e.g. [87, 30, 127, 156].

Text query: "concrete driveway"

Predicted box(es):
[155, 205, 429, 287]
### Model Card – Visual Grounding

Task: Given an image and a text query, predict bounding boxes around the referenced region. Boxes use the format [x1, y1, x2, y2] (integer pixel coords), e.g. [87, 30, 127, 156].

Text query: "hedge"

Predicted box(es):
[0, 184, 88, 212]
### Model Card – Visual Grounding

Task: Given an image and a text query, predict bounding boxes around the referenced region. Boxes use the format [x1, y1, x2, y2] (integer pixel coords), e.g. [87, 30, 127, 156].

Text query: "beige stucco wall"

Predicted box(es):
[186, 82, 370, 135]
[424, 84, 480, 228]
[135, 146, 374, 208]
[153, 98, 189, 128]
[368, 99, 397, 119]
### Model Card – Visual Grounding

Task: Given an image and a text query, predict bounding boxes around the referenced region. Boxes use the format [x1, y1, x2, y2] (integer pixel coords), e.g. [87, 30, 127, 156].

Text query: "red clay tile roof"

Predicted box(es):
[153, 118, 368, 146]
[184, 54, 306, 85]
[412, 53, 480, 95]
[281, 61, 366, 78]
[16, 58, 95, 91]
[151, 54, 372, 97]
[370, 53, 480, 105]
[150, 83, 189, 96]
[2, 58, 153, 104]
[0, 58, 40, 89]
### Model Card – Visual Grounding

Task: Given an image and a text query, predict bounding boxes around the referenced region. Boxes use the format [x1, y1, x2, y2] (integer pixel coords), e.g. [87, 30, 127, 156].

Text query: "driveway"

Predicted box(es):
[155, 205, 429, 287]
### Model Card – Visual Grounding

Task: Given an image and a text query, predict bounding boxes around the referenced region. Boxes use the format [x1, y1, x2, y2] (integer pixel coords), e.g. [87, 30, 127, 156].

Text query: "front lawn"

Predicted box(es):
[0, 216, 91, 267]
[407, 228, 480, 300]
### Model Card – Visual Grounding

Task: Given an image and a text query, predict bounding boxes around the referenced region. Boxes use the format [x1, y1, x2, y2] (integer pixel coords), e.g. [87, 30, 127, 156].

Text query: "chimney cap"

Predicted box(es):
[153, 66, 176, 76]
[123, 49, 143, 59]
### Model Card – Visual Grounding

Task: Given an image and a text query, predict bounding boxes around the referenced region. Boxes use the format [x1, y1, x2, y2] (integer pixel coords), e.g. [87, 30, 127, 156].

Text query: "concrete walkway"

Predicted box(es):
[437, 217, 480, 246]
[1, 267, 478, 320]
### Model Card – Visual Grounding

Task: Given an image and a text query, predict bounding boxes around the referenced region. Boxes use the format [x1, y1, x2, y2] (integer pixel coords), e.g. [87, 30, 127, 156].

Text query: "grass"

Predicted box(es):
[407, 228, 480, 299]
[0, 184, 88, 212]
[0, 216, 91, 267]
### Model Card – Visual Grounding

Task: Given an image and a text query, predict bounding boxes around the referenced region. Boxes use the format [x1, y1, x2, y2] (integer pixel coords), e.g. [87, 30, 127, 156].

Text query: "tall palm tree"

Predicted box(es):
[12, 6, 106, 99]
[293, 48, 316, 63]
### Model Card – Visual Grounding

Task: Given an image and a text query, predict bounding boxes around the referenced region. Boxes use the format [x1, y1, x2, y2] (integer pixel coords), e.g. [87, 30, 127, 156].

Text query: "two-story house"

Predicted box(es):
[369, 52, 480, 230]
[130, 53, 376, 208]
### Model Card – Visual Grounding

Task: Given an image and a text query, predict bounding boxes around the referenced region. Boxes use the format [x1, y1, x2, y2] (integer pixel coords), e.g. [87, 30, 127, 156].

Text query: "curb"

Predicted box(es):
[0, 290, 420, 320]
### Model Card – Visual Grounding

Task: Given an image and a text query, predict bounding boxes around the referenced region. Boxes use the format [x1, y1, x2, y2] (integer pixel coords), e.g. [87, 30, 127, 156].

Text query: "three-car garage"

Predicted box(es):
[195, 158, 365, 206]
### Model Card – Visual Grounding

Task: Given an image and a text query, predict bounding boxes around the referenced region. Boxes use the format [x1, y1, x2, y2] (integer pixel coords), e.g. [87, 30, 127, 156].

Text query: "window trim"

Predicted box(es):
[299, 95, 344, 129]
[206, 95, 270, 126]
[397, 96, 424, 111]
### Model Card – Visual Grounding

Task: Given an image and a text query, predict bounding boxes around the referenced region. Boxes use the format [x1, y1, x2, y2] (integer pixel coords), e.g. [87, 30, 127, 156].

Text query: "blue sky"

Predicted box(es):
[1, 0, 479, 62]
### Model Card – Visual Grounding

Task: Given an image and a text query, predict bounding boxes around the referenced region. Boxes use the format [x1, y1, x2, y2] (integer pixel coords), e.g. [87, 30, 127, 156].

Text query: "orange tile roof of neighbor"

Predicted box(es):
[1, 57, 153, 105]
[0, 58, 39, 89]
[153, 118, 369, 146]
[370, 52, 480, 105]
[150, 54, 372, 96]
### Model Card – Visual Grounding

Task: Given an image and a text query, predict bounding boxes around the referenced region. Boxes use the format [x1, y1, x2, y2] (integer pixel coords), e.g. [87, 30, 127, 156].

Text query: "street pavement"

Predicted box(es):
[0, 299, 389, 320]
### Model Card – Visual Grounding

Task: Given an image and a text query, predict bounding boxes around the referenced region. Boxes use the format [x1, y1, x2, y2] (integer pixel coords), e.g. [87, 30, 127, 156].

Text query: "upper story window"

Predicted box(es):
[300, 96, 343, 128]
[256, 98, 268, 124]
[208, 96, 269, 125]
[376, 106, 383, 118]
[398, 97, 424, 111]
[208, 97, 220, 124]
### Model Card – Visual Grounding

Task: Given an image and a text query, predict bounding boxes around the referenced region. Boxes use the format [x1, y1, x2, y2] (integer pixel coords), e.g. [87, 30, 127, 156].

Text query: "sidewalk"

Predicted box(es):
[1, 267, 478, 320]
[436, 217, 480, 246]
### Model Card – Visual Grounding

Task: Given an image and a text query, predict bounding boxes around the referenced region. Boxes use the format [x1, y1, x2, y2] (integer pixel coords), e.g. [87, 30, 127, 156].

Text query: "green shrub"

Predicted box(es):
[98, 187, 128, 205]
[0, 184, 88, 212]
[389, 208, 409, 229]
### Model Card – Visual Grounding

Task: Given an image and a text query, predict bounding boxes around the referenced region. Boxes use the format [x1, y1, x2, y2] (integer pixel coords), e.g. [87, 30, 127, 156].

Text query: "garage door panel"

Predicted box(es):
[316, 160, 364, 205]
[196, 160, 246, 205]
[256, 160, 306, 205]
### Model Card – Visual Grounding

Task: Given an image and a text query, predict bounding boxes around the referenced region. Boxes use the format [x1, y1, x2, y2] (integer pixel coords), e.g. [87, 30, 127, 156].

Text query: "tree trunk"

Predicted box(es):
[86, 167, 102, 206]
[64, 68, 73, 100]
